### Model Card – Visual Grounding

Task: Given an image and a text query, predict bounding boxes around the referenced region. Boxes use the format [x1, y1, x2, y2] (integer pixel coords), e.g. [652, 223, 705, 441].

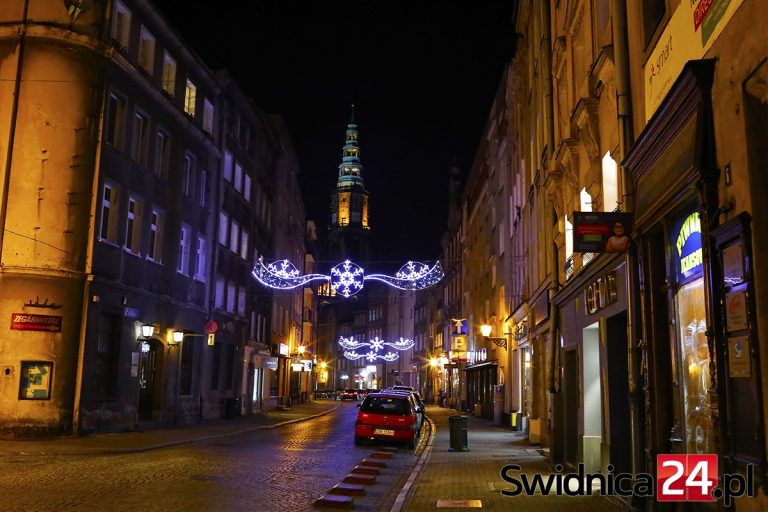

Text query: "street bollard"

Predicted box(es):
[448, 415, 470, 451]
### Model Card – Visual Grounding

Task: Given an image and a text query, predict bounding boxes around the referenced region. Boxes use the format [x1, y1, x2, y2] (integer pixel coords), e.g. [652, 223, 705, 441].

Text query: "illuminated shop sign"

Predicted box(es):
[674, 211, 703, 281]
[572, 212, 633, 253]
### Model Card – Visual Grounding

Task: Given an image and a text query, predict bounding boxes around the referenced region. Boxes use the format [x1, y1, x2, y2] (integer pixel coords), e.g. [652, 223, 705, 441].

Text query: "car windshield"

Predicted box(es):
[361, 396, 409, 415]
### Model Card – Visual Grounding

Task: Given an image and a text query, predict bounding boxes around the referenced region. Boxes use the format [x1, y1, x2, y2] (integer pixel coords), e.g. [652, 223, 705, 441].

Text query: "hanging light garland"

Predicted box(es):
[252, 258, 444, 297]
[338, 336, 415, 362]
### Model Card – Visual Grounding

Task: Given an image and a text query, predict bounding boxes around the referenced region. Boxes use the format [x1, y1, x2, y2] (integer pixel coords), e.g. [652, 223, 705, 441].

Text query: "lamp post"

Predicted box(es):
[134, 324, 155, 430]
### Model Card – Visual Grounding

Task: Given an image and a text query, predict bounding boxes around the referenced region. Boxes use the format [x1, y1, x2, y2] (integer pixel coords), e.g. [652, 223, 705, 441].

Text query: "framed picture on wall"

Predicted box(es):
[19, 361, 53, 400]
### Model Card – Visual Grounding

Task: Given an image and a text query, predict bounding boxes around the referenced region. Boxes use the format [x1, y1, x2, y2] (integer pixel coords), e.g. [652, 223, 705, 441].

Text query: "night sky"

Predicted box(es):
[153, 1, 516, 267]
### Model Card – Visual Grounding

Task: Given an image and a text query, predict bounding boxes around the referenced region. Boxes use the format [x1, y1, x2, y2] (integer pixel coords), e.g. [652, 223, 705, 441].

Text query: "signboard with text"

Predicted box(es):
[573, 212, 633, 253]
[11, 314, 62, 332]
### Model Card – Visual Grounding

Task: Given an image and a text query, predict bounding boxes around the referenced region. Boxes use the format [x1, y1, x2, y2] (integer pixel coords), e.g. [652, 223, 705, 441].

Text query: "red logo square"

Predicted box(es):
[657, 454, 717, 502]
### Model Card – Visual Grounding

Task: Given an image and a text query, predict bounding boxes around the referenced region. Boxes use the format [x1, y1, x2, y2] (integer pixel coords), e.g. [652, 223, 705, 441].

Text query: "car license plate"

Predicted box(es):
[374, 428, 394, 436]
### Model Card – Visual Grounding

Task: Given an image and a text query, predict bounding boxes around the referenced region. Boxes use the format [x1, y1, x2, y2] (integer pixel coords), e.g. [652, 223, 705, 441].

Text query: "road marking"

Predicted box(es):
[436, 499, 483, 508]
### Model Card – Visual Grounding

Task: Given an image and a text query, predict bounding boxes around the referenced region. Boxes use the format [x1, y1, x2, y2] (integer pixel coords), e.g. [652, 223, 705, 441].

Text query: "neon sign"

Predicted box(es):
[675, 212, 703, 280]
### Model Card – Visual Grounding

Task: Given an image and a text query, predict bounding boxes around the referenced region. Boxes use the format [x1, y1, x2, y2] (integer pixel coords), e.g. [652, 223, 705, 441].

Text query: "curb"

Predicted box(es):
[390, 415, 435, 512]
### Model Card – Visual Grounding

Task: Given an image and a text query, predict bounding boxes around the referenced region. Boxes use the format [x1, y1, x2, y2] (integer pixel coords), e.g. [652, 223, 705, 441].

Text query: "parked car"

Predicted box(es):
[340, 388, 358, 400]
[355, 391, 421, 448]
[391, 385, 414, 392]
[388, 389, 425, 433]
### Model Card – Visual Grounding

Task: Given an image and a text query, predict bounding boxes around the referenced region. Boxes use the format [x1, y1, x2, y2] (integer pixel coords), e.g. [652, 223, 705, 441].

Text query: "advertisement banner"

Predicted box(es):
[573, 212, 633, 253]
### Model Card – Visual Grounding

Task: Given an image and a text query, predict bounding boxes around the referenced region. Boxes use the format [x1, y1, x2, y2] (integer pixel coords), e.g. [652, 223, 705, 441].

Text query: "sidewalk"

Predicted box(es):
[0, 400, 340, 456]
[402, 405, 631, 511]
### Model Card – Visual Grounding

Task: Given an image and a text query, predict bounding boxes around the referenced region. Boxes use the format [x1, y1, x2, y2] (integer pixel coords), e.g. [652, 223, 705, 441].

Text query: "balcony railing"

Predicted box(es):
[582, 252, 596, 266]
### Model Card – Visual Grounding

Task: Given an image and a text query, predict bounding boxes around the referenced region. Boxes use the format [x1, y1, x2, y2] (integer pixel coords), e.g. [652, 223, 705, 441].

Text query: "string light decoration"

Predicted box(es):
[339, 336, 415, 362]
[252, 258, 444, 297]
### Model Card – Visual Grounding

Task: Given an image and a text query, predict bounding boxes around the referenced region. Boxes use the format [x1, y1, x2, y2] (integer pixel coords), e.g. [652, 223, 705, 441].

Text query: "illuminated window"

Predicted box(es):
[194, 236, 206, 281]
[100, 182, 120, 243]
[138, 26, 155, 75]
[161, 52, 176, 96]
[229, 220, 239, 254]
[148, 208, 163, 263]
[154, 128, 170, 178]
[564, 215, 573, 259]
[227, 281, 236, 313]
[362, 196, 369, 228]
[244, 174, 252, 201]
[215, 276, 225, 310]
[178, 224, 190, 275]
[234, 162, 243, 192]
[238, 286, 246, 317]
[602, 152, 619, 212]
[338, 192, 350, 226]
[199, 170, 207, 208]
[240, 230, 249, 260]
[184, 79, 197, 117]
[125, 196, 143, 254]
[203, 98, 214, 134]
[580, 188, 592, 212]
[131, 110, 150, 166]
[105, 93, 126, 148]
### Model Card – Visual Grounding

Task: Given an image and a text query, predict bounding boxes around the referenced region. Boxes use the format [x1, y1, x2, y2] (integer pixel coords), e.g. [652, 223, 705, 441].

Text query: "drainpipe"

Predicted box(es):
[611, 0, 641, 478]
[0, 0, 30, 254]
[547, 240, 560, 394]
[73, 1, 114, 434]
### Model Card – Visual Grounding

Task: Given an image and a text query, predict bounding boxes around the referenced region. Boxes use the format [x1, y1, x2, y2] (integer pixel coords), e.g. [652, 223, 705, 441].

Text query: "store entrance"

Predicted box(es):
[606, 312, 632, 474]
[582, 323, 602, 473]
[563, 348, 579, 467]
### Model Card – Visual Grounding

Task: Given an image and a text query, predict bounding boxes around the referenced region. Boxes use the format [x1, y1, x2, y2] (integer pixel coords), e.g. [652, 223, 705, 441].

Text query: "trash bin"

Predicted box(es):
[493, 384, 504, 426]
[225, 396, 241, 419]
[448, 415, 470, 452]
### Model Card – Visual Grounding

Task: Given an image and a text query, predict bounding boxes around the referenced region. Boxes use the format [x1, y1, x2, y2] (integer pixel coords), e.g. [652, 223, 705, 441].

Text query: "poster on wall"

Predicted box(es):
[572, 212, 633, 253]
[19, 361, 53, 400]
[728, 336, 751, 378]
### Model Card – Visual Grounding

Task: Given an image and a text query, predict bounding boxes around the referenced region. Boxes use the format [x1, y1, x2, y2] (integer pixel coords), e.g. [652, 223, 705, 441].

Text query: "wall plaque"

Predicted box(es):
[11, 313, 62, 332]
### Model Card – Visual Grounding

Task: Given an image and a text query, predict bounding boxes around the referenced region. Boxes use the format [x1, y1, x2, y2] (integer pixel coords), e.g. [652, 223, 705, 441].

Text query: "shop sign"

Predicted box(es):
[469, 348, 487, 365]
[291, 363, 304, 372]
[11, 313, 62, 332]
[573, 212, 633, 253]
[644, 0, 745, 120]
[278, 343, 289, 356]
[513, 321, 528, 341]
[123, 307, 140, 318]
[584, 271, 618, 315]
[451, 336, 466, 351]
[265, 357, 278, 370]
[451, 318, 467, 335]
[673, 211, 703, 281]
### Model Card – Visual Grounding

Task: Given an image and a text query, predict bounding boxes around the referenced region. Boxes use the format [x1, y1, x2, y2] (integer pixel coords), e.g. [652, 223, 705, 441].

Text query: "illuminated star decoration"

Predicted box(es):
[252, 258, 444, 297]
[339, 336, 416, 362]
[251, 257, 329, 290]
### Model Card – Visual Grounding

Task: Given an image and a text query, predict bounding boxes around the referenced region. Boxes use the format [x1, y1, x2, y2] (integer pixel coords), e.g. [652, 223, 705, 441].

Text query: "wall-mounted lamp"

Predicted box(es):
[481, 323, 509, 350]
[168, 330, 185, 349]
[297, 345, 306, 355]
[141, 324, 154, 338]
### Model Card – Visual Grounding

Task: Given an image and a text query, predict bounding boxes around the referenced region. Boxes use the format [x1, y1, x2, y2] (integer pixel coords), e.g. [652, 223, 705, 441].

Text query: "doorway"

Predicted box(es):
[606, 312, 632, 474]
[583, 323, 602, 473]
[251, 367, 263, 412]
[563, 348, 579, 467]
[138, 339, 161, 421]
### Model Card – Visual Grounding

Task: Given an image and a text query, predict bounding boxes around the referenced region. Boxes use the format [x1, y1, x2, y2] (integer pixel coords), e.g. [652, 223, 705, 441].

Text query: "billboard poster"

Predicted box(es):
[573, 212, 633, 254]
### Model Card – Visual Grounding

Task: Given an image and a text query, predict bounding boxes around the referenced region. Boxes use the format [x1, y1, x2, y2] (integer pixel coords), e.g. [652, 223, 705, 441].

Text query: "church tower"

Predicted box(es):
[328, 106, 371, 264]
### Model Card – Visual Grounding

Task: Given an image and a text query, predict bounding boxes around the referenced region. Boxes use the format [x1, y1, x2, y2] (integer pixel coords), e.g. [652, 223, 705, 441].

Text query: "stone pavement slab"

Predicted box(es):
[402, 405, 631, 511]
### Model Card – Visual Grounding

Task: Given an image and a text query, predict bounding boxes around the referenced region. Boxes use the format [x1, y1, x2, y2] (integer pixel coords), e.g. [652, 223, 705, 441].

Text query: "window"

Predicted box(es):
[565, 215, 573, 260]
[227, 281, 236, 313]
[223, 151, 233, 182]
[105, 93, 126, 148]
[112, 1, 131, 50]
[183, 153, 195, 197]
[602, 151, 619, 212]
[218, 211, 229, 246]
[138, 26, 155, 75]
[229, 221, 239, 253]
[147, 208, 163, 263]
[240, 230, 249, 260]
[642, 0, 666, 46]
[178, 224, 190, 275]
[199, 170, 207, 208]
[194, 236, 206, 281]
[161, 52, 176, 96]
[238, 286, 246, 317]
[234, 162, 243, 192]
[184, 79, 197, 117]
[244, 174, 252, 201]
[580, 188, 593, 212]
[215, 276, 225, 310]
[131, 110, 150, 166]
[203, 98, 214, 134]
[99, 182, 120, 243]
[154, 128, 170, 178]
[125, 196, 143, 254]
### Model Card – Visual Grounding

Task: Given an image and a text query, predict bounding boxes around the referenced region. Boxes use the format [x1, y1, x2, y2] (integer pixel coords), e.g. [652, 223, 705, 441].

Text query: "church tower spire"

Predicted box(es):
[329, 105, 371, 263]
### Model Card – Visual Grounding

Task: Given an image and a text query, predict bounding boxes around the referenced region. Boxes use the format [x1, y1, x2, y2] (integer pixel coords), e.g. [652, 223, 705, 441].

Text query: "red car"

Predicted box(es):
[355, 391, 420, 448]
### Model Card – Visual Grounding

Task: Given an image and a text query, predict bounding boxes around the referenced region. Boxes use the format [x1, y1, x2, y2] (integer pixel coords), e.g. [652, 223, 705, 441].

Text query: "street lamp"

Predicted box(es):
[481, 323, 508, 350]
